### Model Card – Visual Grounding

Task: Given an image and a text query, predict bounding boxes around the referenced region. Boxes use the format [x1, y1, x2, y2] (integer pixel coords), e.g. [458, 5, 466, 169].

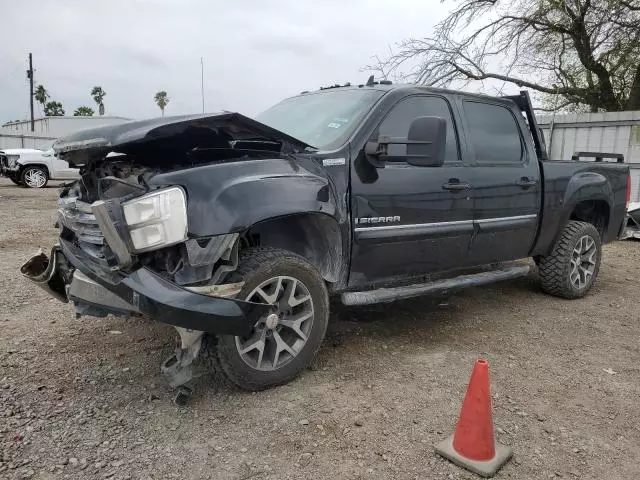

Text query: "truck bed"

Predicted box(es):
[533, 160, 629, 256]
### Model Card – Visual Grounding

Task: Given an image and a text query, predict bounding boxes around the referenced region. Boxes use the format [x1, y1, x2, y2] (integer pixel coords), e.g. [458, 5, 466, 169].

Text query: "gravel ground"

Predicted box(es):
[1, 178, 639, 480]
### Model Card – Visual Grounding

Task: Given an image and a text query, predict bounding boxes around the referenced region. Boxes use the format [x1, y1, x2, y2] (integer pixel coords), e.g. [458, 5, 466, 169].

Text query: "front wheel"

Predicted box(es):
[20, 166, 48, 188]
[212, 247, 329, 391]
[8, 175, 21, 186]
[538, 220, 602, 299]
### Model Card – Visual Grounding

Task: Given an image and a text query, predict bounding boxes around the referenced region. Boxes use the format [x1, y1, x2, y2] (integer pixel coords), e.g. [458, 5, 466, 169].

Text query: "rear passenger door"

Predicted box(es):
[461, 100, 541, 265]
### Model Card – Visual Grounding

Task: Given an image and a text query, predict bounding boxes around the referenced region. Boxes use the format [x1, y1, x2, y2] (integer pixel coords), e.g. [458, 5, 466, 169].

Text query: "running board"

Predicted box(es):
[341, 265, 530, 306]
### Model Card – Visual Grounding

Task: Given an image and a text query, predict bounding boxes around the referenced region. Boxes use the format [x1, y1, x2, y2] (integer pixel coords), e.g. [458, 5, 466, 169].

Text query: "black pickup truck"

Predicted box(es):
[22, 82, 630, 394]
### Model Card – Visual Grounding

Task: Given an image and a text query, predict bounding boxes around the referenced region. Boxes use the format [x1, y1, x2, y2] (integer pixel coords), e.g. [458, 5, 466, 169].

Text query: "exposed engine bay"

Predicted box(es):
[59, 153, 252, 293]
[52, 110, 316, 293]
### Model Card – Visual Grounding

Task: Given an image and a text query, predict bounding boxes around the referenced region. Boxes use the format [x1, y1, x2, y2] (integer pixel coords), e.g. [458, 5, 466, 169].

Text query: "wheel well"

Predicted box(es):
[19, 163, 50, 177]
[242, 213, 344, 284]
[569, 200, 609, 237]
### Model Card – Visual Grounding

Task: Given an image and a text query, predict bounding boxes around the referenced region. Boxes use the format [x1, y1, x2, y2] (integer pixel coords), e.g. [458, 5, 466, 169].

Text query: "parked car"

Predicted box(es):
[0, 148, 80, 188]
[21, 83, 630, 399]
[623, 201, 640, 239]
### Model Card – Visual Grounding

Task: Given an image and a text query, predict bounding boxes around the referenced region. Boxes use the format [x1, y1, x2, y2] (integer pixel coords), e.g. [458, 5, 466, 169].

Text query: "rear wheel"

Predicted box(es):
[20, 166, 48, 188]
[211, 247, 329, 391]
[538, 220, 602, 299]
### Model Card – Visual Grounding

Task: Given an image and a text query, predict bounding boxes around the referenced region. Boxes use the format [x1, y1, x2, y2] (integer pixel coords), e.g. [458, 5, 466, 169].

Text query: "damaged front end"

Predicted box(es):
[20, 235, 265, 392]
[20, 112, 313, 393]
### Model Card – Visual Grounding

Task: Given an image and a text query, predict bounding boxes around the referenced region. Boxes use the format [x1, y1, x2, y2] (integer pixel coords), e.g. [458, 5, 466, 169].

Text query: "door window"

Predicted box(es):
[463, 101, 523, 164]
[377, 96, 460, 163]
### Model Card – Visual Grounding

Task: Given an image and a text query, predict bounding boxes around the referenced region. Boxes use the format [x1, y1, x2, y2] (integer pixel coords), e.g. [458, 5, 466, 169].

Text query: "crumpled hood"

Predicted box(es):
[53, 112, 312, 167]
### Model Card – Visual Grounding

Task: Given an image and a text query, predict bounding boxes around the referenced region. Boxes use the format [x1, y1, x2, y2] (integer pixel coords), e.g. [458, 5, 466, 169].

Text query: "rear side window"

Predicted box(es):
[377, 96, 460, 163]
[463, 101, 523, 164]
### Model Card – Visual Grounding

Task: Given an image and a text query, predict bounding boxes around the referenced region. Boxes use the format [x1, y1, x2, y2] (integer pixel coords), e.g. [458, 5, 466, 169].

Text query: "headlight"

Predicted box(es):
[122, 187, 187, 252]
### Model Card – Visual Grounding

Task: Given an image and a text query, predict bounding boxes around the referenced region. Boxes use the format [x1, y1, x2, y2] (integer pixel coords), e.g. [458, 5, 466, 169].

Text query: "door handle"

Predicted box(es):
[442, 181, 471, 191]
[516, 177, 538, 188]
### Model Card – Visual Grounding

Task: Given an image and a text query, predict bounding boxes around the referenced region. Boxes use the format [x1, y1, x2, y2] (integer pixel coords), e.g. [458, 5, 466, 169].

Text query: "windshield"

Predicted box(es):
[256, 89, 385, 150]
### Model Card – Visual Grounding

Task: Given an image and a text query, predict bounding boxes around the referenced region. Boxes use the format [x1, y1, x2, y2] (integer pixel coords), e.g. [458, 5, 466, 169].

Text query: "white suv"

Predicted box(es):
[0, 148, 80, 188]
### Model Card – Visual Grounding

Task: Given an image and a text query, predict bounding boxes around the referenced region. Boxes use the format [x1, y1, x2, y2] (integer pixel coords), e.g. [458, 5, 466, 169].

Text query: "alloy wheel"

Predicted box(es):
[235, 276, 314, 371]
[24, 169, 46, 188]
[570, 235, 597, 289]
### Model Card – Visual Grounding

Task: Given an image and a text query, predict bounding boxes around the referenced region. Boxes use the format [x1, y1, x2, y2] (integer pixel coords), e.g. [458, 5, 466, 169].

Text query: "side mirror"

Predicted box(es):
[406, 116, 446, 167]
[365, 116, 447, 167]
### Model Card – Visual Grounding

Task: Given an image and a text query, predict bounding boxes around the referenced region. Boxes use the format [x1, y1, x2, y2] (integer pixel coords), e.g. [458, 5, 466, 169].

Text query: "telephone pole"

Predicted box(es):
[27, 53, 34, 132]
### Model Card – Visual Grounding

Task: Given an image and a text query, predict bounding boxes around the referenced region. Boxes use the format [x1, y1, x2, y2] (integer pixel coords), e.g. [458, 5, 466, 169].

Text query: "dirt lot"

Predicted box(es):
[1, 178, 639, 480]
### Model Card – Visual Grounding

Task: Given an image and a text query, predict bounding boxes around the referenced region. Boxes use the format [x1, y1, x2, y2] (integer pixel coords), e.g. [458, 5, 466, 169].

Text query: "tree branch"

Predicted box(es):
[450, 64, 583, 94]
[533, 100, 575, 112]
[620, 0, 640, 11]
[370, 0, 640, 111]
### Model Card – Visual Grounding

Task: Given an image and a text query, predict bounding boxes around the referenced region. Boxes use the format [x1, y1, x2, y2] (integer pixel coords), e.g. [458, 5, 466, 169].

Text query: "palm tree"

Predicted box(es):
[73, 106, 94, 116]
[34, 85, 49, 115]
[91, 86, 106, 115]
[44, 101, 65, 116]
[154, 91, 169, 117]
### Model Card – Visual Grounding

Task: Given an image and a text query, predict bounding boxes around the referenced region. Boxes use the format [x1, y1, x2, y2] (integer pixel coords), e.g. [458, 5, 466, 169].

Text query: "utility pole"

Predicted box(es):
[27, 53, 35, 132]
[201, 57, 205, 113]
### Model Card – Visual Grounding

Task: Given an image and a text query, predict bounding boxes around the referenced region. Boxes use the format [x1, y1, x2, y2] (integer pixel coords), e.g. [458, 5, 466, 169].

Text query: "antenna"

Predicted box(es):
[366, 75, 375, 87]
[200, 57, 205, 113]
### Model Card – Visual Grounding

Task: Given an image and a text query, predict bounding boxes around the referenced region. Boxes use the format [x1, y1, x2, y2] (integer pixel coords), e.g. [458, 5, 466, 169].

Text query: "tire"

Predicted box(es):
[538, 220, 602, 299]
[8, 175, 21, 186]
[210, 247, 329, 391]
[20, 166, 48, 188]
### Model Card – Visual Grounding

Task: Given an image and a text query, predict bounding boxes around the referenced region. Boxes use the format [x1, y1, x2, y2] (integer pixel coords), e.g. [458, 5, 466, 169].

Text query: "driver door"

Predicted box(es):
[349, 95, 475, 286]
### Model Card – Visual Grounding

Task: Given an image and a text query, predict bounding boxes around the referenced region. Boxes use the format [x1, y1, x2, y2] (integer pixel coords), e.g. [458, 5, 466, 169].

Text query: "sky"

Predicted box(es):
[0, 0, 454, 123]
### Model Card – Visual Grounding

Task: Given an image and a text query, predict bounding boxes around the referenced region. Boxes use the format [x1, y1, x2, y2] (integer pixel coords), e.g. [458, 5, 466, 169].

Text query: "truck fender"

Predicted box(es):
[561, 172, 612, 222]
[245, 211, 346, 285]
[548, 172, 613, 251]
[148, 159, 343, 237]
[17, 162, 50, 177]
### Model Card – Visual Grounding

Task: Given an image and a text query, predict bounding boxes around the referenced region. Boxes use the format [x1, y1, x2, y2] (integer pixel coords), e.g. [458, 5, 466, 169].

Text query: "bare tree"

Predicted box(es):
[368, 0, 640, 112]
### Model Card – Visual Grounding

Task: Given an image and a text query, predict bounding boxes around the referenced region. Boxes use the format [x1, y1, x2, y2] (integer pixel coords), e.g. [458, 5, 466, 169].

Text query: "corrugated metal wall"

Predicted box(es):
[630, 166, 640, 203]
[0, 134, 56, 150]
[537, 111, 640, 201]
[1, 116, 131, 138]
[1, 116, 131, 150]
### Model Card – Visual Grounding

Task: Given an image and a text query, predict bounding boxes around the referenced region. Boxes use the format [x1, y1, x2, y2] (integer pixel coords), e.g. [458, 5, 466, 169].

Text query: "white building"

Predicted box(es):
[0, 115, 132, 149]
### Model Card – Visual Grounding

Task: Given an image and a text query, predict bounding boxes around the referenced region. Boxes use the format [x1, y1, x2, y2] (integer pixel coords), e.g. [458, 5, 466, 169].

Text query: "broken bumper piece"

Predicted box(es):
[20, 241, 267, 337]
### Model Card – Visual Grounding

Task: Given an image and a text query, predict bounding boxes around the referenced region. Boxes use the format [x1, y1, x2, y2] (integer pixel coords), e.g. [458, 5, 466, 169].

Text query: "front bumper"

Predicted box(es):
[0, 165, 19, 176]
[21, 240, 268, 336]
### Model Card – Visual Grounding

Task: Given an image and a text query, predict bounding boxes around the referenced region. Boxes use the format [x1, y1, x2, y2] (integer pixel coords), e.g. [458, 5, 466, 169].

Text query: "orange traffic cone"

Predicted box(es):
[435, 359, 512, 477]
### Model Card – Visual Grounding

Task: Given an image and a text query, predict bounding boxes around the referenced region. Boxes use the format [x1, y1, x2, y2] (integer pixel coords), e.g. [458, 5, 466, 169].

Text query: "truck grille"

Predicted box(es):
[58, 197, 108, 261]
[0, 153, 18, 170]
